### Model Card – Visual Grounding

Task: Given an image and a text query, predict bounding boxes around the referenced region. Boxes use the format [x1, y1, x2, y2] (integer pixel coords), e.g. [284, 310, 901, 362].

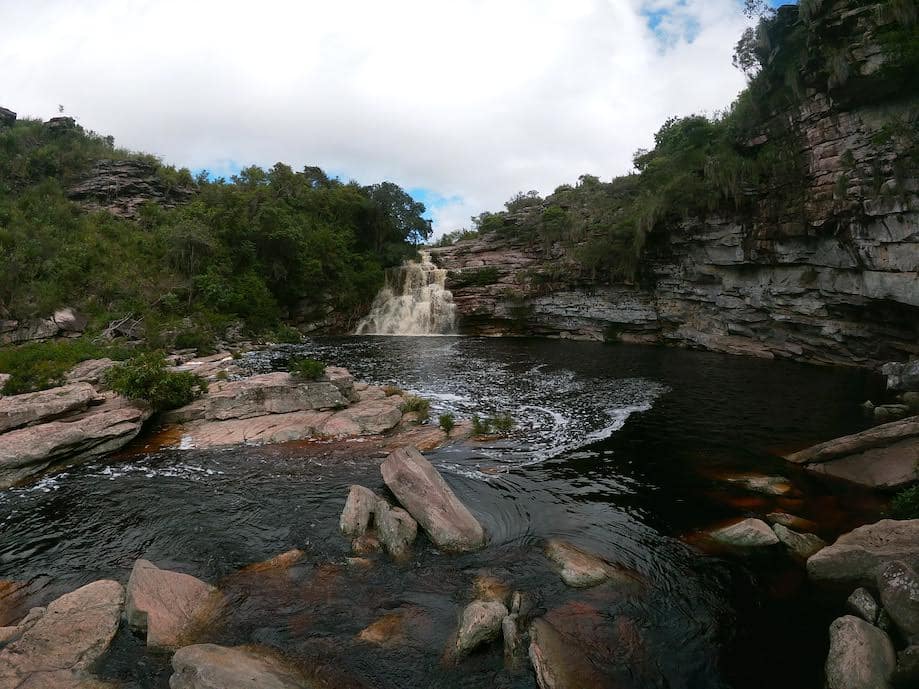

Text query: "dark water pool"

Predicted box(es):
[0, 338, 886, 688]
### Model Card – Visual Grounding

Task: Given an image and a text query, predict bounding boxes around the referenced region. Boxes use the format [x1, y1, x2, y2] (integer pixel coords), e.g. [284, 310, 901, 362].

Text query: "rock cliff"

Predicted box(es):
[67, 159, 194, 219]
[432, 0, 918, 369]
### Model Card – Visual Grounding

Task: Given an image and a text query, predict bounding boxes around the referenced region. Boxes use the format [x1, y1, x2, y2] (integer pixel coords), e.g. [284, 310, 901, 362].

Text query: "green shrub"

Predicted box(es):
[272, 324, 302, 344]
[383, 384, 405, 396]
[439, 412, 456, 434]
[471, 415, 491, 436]
[104, 352, 207, 411]
[890, 484, 919, 519]
[173, 328, 216, 355]
[492, 413, 516, 433]
[0, 338, 121, 394]
[289, 357, 325, 381]
[401, 395, 430, 420]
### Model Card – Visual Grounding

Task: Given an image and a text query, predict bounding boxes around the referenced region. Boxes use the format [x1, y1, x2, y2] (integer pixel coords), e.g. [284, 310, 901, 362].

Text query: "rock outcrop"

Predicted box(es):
[0, 382, 97, 434]
[808, 519, 919, 586]
[785, 416, 919, 489]
[67, 159, 194, 219]
[0, 580, 124, 689]
[0, 107, 15, 127]
[0, 308, 88, 345]
[427, 1, 918, 370]
[380, 446, 485, 552]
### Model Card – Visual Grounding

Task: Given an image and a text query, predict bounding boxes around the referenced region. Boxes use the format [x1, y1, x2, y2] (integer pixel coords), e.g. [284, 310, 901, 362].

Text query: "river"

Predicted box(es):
[0, 337, 886, 688]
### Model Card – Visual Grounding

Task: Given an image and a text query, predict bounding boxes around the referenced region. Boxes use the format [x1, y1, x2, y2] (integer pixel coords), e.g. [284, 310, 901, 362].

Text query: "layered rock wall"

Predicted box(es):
[432, 2, 918, 368]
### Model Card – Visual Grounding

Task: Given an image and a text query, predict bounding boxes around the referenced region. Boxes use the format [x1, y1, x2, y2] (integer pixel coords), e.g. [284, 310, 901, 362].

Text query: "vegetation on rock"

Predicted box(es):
[438, 412, 455, 434]
[890, 483, 919, 519]
[400, 395, 430, 420]
[289, 357, 325, 381]
[104, 352, 207, 411]
[0, 338, 128, 394]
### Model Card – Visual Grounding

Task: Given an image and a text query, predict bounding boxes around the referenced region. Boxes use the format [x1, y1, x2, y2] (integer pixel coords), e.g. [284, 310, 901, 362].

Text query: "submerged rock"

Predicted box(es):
[708, 518, 780, 548]
[773, 523, 826, 560]
[454, 600, 508, 657]
[169, 643, 307, 689]
[339, 485, 377, 538]
[380, 446, 485, 552]
[0, 580, 124, 689]
[825, 615, 895, 689]
[766, 512, 819, 532]
[125, 559, 217, 649]
[876, 560, 919, 642]
[544, 539, 644, 590]
[808, 519, 919, 586]
[528, 618, 606, 689]
[723, 474, 796, 496]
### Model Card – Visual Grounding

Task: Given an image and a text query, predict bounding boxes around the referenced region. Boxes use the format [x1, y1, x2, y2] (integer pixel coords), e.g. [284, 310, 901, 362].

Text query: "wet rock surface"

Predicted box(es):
[169, 643, 308, 689]
[709, 518, 780, 548]
[808, 520, 919, 586]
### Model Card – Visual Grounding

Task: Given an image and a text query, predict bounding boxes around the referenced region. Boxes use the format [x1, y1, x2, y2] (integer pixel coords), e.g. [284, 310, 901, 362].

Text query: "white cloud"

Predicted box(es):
[0, 0, 752, 236]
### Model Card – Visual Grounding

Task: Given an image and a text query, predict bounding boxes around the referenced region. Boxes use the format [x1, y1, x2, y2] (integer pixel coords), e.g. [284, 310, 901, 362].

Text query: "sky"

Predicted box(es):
[0, 0, 781, 236]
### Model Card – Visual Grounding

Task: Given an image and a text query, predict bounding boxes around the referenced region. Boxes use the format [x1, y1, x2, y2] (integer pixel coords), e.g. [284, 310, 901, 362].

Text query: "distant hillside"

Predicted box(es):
[0, 112, 430, 345]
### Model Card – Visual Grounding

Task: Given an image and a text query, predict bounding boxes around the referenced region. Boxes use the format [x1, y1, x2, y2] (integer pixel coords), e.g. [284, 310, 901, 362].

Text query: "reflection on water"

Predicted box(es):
[0, 338, 885, 689]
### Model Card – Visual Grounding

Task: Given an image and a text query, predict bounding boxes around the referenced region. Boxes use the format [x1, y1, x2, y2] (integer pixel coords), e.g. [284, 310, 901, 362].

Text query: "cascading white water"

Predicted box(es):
[354, 250, 456, 335]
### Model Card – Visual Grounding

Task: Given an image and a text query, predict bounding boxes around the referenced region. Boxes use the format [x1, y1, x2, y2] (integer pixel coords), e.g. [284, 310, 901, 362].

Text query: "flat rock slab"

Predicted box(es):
[125, 559, 217, 649]
[709, 518, 780, 548]
[0, 580, 124, 689]
[825, 615, 895, 689]
[169, 643, 308, 689]
[808, 519, 919, 586]
[787, 416, 919, 464]
[381, 446, 485, 552]
[0, 401, 149, 488]
[177, 410, 332, 450]
[0, 382, 97, 433]
[204, 372, 347, 420]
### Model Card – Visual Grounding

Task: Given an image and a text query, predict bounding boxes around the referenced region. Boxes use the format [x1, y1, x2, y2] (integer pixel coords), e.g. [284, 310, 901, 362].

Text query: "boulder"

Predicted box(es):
[321, 366, 359, 403]
[0, 382, 97, 434]
[786, 416, 919, 490]
[375, 500, 417, 560]
[876, 560, 919, 641]
[825, 615, 895, 689]
[125, 559, 217, 649]
[544, 539, 634, 589]
[773, 523, 827, 560]
[454, 600, 508, 656]
[380, 446, 485, 552]
[808, 520, 919, 586]
[204, 372, 347, 420]
[766, 512, 819, 532]
[320, 396, 403, 435]
[339, 485, 377, 538]
[169, 644, 307, 689]
[847, 587, 880, 625]
[0, 399, 150, 488]
[528, 618, 606, 689]
[709, 518, 780, 548]
[0, 580, 124, 689]
[52, 308, 87, 335]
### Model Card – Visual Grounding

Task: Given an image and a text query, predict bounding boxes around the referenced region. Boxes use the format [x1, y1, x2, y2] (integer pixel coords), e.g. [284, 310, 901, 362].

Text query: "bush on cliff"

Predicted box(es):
[104, 352, 207, 411]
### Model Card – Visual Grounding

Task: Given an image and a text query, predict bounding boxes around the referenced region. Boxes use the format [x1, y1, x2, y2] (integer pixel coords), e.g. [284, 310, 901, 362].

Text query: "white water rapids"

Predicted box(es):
[354, 250, 456, 335]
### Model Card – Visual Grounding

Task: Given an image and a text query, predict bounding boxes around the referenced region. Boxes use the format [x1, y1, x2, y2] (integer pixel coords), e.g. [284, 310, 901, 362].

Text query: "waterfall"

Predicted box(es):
[354, 250, 457, 335]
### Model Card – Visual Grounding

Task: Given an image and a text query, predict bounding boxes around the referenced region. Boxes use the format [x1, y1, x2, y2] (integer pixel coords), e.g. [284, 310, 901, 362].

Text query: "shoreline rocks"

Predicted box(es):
[708, 518, 780, 548]
[807, 519, 919, 586]
[169, 644, 307, 689]
[825, 615, 895, 689]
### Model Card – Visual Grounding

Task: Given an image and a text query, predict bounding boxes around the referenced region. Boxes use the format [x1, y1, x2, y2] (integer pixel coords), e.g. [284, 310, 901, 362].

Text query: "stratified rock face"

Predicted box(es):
[786, 416, 919, 489]
[0, 308, 87, 346]
[204, 372, 348, 420]
[825, 616, 895, 689]
[0, 580, 124, 689]
[125, 559, 217, 650]
[0, 107, 15, 127]
[808, 519, 919, 586]
[0, 396, 151, 488]
[428, 1, 918, 370]
[67, 159, 194, 220]
[380, 446, 485, 552]
[169, 644, 307, 689]
[0, 382, 97, 434]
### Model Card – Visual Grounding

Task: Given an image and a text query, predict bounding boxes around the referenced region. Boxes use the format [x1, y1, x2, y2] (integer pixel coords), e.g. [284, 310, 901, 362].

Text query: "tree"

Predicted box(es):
[363, 182, 431, 248]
